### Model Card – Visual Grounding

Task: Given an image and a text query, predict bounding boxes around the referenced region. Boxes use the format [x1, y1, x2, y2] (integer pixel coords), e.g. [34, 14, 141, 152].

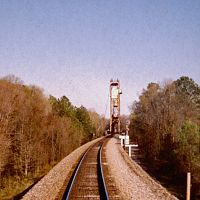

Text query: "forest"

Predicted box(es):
[0, 75, 106, 199]
[130, 76, 200, 199]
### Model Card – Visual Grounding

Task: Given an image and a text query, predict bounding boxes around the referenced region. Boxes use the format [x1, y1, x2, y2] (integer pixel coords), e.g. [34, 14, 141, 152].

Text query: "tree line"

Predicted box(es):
[0, 75, 106, 199]
[130, 76, 200, 198]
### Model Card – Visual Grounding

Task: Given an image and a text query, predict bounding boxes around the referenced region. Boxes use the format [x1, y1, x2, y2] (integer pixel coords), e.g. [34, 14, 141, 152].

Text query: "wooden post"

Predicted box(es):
[186, 172, 191, 200]
[120, 138, 123, 146]
[128, 146, 131, 157]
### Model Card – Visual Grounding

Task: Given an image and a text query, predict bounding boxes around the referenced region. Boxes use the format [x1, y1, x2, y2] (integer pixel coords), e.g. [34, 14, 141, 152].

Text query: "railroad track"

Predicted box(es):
[62, 137, 120, 200]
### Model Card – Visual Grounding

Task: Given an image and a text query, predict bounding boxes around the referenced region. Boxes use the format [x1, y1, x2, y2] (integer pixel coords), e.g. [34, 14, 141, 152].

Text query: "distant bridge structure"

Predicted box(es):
[109, 79, 122, 134]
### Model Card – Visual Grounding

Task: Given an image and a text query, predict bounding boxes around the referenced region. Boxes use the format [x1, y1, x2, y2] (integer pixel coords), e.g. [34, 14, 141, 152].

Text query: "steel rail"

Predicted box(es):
[62, 146, 91, 200]
[98, 143, 109, 200]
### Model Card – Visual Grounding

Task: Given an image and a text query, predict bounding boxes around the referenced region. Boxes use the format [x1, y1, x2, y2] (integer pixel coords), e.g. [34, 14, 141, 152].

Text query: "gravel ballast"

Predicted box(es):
[105, 137, 178, 200]
[22, 137, 104, 200]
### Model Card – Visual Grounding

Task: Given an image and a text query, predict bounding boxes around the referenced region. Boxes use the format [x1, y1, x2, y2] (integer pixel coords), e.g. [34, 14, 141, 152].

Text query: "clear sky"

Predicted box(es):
[0, 0, 200, 117]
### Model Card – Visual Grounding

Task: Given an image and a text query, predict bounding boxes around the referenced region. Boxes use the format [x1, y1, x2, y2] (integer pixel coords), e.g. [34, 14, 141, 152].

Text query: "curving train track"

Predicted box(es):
[62, 137, 120, 200]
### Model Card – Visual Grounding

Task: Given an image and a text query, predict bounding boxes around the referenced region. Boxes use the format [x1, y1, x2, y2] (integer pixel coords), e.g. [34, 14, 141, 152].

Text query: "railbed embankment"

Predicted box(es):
[22, 137, 104, 200]
[105, 137, 178, 200]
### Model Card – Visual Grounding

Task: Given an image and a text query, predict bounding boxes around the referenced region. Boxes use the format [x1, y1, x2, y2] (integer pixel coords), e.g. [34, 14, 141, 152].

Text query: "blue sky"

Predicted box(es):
[0, 0, 200, 117]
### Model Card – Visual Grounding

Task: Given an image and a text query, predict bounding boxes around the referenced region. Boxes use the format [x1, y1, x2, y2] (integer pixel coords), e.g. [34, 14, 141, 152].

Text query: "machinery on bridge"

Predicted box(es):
[110, 79, 122, 134]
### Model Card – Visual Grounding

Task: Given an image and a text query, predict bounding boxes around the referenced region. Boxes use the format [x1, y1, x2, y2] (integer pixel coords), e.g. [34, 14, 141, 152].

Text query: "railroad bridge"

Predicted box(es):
[22, 80, 178, 200]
